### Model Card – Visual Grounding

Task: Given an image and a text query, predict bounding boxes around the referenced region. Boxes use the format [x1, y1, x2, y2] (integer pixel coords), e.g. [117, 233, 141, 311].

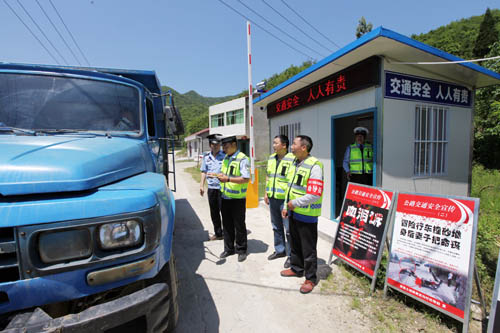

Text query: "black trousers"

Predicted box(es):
[350, 173, 372, 186]
[289, 213, 318, 282]
[207, 189, 223, 237]
[221, 198, 247, 254]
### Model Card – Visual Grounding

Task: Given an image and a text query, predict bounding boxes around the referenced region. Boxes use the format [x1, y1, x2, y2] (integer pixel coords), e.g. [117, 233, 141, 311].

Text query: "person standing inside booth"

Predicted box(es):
[281, 135, 324, 294]
[217, 136, 250, 262]
[343, 126, 373, 186]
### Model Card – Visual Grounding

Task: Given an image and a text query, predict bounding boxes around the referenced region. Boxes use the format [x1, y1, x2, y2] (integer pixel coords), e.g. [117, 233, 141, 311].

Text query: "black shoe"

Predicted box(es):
[220, 250, 235, 258]
[238, 253, 247, 262]
[268, 251, 286, 260]
[284, 257, 291, 268]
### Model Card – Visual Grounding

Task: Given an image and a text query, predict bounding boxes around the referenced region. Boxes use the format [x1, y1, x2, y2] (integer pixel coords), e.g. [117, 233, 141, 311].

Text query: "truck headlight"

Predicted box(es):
[98, 220, 143, 250]
[39, 229, 92, 264]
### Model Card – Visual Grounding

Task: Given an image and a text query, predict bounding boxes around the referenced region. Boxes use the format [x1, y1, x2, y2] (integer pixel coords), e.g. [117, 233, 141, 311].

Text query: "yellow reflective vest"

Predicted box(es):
[285, 156, 323, 217]
[220, 151, 249, 199]
[266, 152, 295, 200]
[349, 143, 373, 174]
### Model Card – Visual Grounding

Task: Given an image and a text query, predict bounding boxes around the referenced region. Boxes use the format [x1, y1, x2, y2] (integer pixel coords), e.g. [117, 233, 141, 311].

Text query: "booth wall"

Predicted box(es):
[382, 98, 472, 196]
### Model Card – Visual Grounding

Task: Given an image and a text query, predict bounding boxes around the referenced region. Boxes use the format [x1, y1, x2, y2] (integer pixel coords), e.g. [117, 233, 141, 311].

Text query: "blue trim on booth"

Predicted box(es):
[330, 107, 378, 221]
[254, 26, 500, 105]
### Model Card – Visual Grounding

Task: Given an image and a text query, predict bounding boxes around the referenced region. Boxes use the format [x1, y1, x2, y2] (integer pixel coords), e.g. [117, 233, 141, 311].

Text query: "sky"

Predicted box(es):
[1, 0, 498, 97]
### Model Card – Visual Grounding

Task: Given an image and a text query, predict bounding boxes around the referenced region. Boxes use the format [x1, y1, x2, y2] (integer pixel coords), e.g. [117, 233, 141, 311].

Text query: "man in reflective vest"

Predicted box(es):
[217, 136, 250, 262]
[264, 134, 295, 268]
[280, 135, 324, 294]
[343, 126, 373, 186]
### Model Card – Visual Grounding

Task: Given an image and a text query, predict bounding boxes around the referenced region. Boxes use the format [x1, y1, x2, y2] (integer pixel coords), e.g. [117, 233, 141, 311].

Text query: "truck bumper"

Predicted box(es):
[3, 283, 171, 333]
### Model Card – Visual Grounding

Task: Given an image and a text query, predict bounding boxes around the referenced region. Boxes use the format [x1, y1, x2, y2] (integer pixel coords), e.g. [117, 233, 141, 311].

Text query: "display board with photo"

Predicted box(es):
[385, 192, 479, 324]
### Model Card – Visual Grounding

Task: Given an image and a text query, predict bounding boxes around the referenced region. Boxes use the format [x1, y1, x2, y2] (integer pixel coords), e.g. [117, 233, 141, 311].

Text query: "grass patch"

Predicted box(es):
[184, 166, 202, 184]
[322, 262, 462, 332]
[471, 163, 500, 308]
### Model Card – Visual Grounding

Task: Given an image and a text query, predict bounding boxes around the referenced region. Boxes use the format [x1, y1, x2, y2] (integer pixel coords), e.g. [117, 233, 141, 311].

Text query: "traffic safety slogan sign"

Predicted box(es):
[385, 71, 472, 108]
[267, 56, 381, 118]
[331, 183, 394, 277]
[386, 193, 479, 320]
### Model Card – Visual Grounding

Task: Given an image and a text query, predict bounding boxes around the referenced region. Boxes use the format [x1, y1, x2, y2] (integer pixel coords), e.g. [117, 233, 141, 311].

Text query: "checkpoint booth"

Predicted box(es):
[254, 27, 500, 237]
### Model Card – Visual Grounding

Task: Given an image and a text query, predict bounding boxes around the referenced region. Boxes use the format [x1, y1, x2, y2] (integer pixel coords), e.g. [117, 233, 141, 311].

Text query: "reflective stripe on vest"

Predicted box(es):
[220, 151, 249, 199]
[349, 143, 373, 175]
[266, 152, 295, 199]
[285, 156, 323, 217]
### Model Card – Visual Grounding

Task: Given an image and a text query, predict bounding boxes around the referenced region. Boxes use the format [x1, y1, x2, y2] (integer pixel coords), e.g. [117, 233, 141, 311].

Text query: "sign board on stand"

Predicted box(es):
[329, 183, 394, 292]
[384, 192, 479, 332]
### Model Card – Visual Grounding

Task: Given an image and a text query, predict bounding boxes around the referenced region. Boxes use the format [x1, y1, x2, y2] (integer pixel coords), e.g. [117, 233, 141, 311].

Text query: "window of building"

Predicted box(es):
[226, 109, 244, 125]
[279, 122, 301, 145]
[211, 113, 224, 128]
[414, 105, 448, 176]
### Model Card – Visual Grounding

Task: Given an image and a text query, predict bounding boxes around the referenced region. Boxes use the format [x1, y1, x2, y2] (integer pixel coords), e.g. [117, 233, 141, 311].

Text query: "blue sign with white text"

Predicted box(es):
[385, 71, 472, 107]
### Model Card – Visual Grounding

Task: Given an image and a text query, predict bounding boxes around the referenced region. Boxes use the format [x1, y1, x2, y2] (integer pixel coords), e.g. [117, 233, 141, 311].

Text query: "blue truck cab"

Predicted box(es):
[0, 63, 183, 332]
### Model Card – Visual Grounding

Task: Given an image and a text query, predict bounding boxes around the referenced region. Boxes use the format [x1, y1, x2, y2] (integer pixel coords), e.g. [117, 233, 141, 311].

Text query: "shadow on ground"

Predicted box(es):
[173, 199, 220, 333]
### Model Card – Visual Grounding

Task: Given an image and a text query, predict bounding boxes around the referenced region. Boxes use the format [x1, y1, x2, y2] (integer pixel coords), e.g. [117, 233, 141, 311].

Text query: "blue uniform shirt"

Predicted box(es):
[200, 150, 225, 189]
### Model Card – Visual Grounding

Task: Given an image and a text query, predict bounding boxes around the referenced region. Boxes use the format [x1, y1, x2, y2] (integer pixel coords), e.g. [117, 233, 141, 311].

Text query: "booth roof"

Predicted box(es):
[254, 26, 500, 107]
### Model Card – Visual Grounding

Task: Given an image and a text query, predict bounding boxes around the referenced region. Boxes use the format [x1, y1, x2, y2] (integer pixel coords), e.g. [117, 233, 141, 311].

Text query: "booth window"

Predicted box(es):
[226, 109, 244, 125]
[211, 113, 224, 127]
[414, 105, 448, 176]
[279, 122, 301, 142]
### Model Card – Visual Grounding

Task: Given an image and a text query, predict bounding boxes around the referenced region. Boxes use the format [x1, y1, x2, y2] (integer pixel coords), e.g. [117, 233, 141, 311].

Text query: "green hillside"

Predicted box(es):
[161, 86, 236, 138]
[411, 8, 500, 59]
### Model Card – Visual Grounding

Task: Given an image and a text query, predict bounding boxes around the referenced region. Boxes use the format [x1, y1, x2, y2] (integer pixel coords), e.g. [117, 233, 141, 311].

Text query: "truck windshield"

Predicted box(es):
[0, 72, 141, 133]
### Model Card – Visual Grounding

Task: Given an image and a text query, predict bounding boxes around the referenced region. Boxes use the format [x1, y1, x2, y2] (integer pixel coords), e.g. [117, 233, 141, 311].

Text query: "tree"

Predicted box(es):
[473, 8, 499, 58]
[473, 41, 500, 168]
[356, 17, 373, 39]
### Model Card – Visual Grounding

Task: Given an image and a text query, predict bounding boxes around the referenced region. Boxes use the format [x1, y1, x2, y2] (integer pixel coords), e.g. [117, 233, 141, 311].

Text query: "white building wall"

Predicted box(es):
[381, 98, 472, 196]
[209, 97, 246, 137]
[269, 87, 377, 223]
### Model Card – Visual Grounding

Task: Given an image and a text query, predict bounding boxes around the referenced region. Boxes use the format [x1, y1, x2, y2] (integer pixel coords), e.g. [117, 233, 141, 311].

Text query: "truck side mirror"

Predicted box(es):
[164, 106, 184, 136]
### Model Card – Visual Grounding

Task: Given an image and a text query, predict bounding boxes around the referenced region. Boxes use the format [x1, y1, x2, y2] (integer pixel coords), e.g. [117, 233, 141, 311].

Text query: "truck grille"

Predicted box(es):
[0, 228, 20, 283]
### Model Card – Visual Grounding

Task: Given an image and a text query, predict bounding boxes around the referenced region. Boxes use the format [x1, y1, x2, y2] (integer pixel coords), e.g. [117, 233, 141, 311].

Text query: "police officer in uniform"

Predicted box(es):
[280, 135, 324, 294]
[217, 136, 250, 262]
[264, 134, 295, 268]
[343, 126, 373, 186]
[200, 134, 225, 241]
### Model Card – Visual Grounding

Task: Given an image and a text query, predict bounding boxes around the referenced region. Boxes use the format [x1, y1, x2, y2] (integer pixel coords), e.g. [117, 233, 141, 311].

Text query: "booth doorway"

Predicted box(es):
[331, 108, 376, 219]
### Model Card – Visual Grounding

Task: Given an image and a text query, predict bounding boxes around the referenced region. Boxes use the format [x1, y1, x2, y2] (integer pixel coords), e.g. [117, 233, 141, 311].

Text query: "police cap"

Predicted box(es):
[221, 135, 237, 144]
[207, 134, 222, 144]
[353, 126, 369, 136]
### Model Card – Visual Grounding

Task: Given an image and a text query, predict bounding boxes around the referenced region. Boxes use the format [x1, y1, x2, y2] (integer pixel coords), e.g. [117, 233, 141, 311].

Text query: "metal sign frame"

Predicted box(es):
[383, 191, 480, 333]
[487, 249, 500, 333]
[329, 182, 395, 292]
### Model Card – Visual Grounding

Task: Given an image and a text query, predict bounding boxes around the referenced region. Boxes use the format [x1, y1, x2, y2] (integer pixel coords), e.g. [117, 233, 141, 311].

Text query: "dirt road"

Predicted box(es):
[172, 161, 370, 332]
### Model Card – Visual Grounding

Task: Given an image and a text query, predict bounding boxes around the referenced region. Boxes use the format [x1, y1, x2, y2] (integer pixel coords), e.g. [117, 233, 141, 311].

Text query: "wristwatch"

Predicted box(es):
[228, 176, 231, 182]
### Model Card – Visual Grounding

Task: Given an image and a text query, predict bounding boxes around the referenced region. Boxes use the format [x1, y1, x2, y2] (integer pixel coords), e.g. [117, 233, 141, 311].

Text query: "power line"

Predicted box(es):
[35, 0, 82, 65]
[216, 0, 315, 60]
[279, 0, 340, 49]
[16, 0, 68, 65]
[48, 0, 90, 66]
[261, 0, 333, 54]
[3, 0, 60, 64]
[235, 0, 325, 58]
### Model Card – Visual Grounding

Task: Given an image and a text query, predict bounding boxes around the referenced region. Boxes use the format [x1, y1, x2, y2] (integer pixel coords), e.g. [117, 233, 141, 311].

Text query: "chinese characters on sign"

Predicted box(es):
[267, 56, 381, 118]
[385, 72, 471, 107]
[331, 183, 393, 277]
[386, 193, 478, 320]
